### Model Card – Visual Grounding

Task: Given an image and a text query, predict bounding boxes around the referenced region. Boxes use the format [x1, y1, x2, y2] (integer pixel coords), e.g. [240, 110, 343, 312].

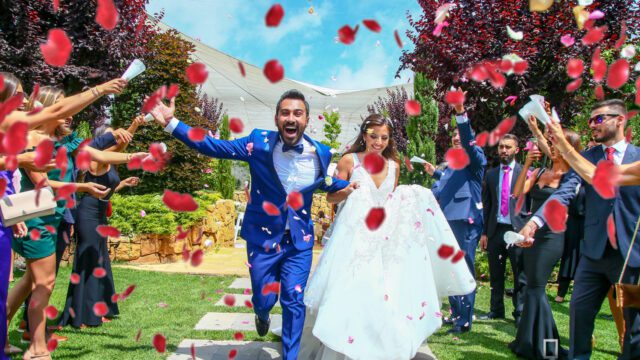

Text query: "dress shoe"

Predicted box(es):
[505, 288, 514, 297]
[447, 326, 470, 334]
[478, 312, 505, 320]
[255, 315, 270, 337]
[442, 317, 455, 326]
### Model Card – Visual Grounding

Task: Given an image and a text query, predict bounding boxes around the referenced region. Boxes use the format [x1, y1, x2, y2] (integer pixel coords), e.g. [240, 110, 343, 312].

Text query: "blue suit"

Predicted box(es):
[535, 144, 640, 359]
[171, 121, 348, 359]
[431, 120, 486, 329]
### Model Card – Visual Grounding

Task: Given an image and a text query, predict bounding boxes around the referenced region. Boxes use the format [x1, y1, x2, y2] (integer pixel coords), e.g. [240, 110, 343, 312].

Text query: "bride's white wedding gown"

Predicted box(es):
[299, 154, 476, 360]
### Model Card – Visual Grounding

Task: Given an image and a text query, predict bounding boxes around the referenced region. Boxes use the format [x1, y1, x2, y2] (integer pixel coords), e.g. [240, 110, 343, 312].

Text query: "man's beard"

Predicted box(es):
[500, 154, 514, 165]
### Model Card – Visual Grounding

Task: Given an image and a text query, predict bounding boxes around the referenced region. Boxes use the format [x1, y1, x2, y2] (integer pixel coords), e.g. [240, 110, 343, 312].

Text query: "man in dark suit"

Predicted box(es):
[425, 98, 487, 334]
[480, 134, 527, 325]
[520, 99, 640, 359]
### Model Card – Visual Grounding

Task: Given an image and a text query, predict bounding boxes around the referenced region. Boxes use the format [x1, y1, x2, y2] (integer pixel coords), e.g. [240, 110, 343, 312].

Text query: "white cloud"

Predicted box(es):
[325, 45, 397, 90]
[291, 45, 312, 74]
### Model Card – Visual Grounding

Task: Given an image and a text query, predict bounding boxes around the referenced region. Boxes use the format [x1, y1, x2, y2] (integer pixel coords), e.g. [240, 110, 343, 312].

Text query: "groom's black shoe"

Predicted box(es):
[447, 325, 470, 334]
[255, 315, 270, 337]
[442, 317, 455, 326]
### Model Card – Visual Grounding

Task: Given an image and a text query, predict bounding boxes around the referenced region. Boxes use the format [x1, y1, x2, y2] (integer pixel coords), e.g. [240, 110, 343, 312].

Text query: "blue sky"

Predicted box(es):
[146, 0, 423, 90]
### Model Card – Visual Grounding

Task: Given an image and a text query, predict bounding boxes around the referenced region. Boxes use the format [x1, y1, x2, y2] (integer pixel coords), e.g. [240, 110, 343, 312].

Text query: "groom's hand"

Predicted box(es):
[149, 97, 176, 127]
[342, 182, 359, 196]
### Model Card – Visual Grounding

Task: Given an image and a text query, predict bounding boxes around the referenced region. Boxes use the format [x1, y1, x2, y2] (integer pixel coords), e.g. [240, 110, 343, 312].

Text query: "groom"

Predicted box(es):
[150, 90, 353, 360]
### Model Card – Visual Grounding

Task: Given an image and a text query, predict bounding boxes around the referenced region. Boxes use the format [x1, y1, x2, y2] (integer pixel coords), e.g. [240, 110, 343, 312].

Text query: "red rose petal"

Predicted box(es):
[405, 100, 421, 116]
[135, 329, 142, 342]
[515, 192, 525, 214]
[615, 24, 627, 50]
[437, 244, 455, 259]
[141, 91, 162, 114]
[228, 349, 238, 360]
[265, 4, 285, 27]
[543, 199, 568, 233]
[167, 84, 179, 99]
[111, 294, 120, 303]
[237, 62, 246, 78]
[365, 207, 386, 231]
[595, 85, 605, 101]
[122, 284, 136, 299]
[567, 58, 584, 79]
[513, 61, 529, 75]
[40, 29, 73, 67]
[76, 150, 91, 171]
[626, 126, 634, 144]
[234, 332, 244, 341]
[45, 305, 58, 320]
[229, 118, 244, 133]
[593, 160, 620, 199]
[191, 343, 196, 359]
[581, 26, 607, 45]
[261, 282, 281, 296]
[338, 24, 359, 45]
[182, 244, 190, 262]
[244, 299, 253, 309]
[0, 93, 24, 124]
[286, 191, 304, 210]
[187, 127, 207, 142]
[70, 273, 80, 285]
[475, 132, 489, 147]
[494, 116, 516, 137]
[153, 333, 166, 353]
[0, 178, 6, 198]
[394, 29, 403, 48]
[498, 60, 513, 73]
[635, 78, 640, 106]
[162, 190, 199, 212]
[607, 214, 618, 250]
[3, 121, 28, 155]
[263, 59, 284, 83]
[451, 249, 465, 263]
[33, 139, 55, 168]
[606, 59, 629, 90]
[262, 201, 281, 216]
[176, 225, 189, 240]
[47, 338, 58, 352]
[404, 156, 414, 172]
[445, 90, 465, 106]
[566, 78, 583, 92]
[445, 148, 470, 170]
[190, 249, 204, 267]
[96, 0, 120, 31]
[53, 0, 59, 12]
[127, 156, 142, 170]
[186, 62, 209, 85]
[362, 19, 381, 33]
[363, 152, 385, 175]
[29, 229, 41, 241]
[93, 267, 107, 278]
[93, 301, 108, 317]
[591, 48, 606, 83]
[96, 225, 120, 238]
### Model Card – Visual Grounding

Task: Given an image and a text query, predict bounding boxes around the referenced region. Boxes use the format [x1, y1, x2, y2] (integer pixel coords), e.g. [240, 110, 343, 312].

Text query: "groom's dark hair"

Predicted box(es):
[276, 89, 310, 116]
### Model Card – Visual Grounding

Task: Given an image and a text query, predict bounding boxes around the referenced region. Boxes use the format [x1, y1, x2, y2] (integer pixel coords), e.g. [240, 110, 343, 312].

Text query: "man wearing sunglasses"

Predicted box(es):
[519, 99, 640, 359]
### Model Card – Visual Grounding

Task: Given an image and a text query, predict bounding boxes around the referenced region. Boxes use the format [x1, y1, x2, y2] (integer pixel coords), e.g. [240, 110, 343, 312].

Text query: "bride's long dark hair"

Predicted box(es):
[344, 114, 399, 161]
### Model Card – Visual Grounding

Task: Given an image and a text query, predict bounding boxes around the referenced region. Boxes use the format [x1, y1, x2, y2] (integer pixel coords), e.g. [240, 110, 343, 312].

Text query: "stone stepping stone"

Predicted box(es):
[169, 340, 437, 360]
[214, 293, 281, 308]
[229, 277, 252, 290]
[194, 312, 282, 331]
[168, 340, 281, 360]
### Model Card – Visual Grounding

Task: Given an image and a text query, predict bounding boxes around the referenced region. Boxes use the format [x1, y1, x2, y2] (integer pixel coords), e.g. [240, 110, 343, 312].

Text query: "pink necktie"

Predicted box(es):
[500, 166, 511, 217]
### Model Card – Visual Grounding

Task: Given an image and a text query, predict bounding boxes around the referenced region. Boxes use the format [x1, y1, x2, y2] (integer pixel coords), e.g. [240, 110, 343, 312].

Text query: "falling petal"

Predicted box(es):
[567, 58, 585, 79]
[451, 250, 465, 263]
[93, 301, 109, 317]
[506, 26, 523, 41]
[445, 148, 470, 170]
[96, 0, 120, 31]
[47, 338, 58, 352]
[223, 294, 236, 306]
[606, 59, 630, 90]
[153, 333, 166, 353]
[188, 127, 207, 142]
[228, 349, 238, 359]
[263, 59, 285, 83]
[365, 207, 386, 231]
[261, 282, 281, 296]
[588, 10, 605, 20]
[608, 214, 618, 250]
[566, 78, 583, 92]
[3, 121, 28, 155]
[229, 118, 244, 133]
[394, 30, 403, 48]
[190, 249, 204, 267]
[592, 160, 620, 199]
[93, 267, 107, 278]
[338, 24, 359, 45]
[475, 132, 489, 147]
[626, 126, 633, 143]
[96, 225, 121, 238]
[234, 332, 244, 341]
[581, 26, 607, 45]
[434, 3, 456, 24]
[40, 29, 73, 67]
[162, 190, 199, 212]
[543, 199, 568, 233]
[286, 191, 304, 210]
[615, 24, 628, 50]
[265, 4, 285, 27]
[363, 152, 385, 175]
[405, 100, 421, 116]
[186, 62, 208, 84]
[262, 201, 281, 216]
[437, 244, 455, 259]
[362, 19, 381, 33]
[432, 21, 449, 37]
[34, 139, 55, 167]
[560, 34, 575, 47]
[445, 90, 465, 106]
[591, 49, 607, 83]
[238, 61, 246, 77]
[621, 45, 636, 59]
[573, 6, 589, 29]
[595, 85, 605, 101]
[45, 305, 58, 320]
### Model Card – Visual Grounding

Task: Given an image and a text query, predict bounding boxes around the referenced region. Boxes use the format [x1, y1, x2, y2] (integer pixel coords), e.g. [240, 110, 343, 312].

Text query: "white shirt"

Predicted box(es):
[497, 160, 516, 225]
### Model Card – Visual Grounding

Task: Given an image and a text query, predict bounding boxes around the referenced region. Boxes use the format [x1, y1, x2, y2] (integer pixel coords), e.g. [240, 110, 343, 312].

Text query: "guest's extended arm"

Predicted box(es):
[326, 155, 358, 204]
[512, 149, 541, 198]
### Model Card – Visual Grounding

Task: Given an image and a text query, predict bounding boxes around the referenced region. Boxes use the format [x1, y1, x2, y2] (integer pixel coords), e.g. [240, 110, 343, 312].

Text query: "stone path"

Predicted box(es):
[213, 294, 281, 308]
[169, 277, 438, 360]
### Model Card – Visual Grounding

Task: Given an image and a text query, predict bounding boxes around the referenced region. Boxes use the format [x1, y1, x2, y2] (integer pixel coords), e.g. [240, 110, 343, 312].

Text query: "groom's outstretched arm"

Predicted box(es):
[164, 118, 252, 162]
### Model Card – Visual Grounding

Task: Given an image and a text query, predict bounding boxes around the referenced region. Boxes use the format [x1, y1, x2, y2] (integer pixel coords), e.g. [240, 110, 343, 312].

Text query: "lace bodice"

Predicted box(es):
[349, 153, 396, 206]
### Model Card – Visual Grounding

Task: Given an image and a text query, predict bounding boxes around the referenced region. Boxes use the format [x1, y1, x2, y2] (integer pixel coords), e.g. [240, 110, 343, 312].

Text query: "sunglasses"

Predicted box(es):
[588, 113, 620, 125]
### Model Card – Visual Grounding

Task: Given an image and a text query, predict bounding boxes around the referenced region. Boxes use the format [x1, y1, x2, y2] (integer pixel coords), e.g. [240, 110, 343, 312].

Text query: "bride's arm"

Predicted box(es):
[394, 159, 400, 189]
[327, 155, 354, 204]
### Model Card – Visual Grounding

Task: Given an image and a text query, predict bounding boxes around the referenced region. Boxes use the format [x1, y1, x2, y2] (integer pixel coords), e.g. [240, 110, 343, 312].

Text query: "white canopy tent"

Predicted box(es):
[157, 21, 414, 149]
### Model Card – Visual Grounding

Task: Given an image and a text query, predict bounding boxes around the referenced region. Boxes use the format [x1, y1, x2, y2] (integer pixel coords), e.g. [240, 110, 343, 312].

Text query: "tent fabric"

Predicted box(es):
[157, 21, 414, 150]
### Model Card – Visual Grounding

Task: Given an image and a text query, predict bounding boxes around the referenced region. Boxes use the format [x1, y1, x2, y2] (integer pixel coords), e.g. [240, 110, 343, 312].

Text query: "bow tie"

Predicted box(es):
[282, 143, 304, 154]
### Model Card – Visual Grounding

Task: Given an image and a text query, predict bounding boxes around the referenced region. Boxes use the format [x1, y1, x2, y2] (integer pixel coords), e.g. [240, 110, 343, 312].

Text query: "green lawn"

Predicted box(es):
[8, 267, 621, 359]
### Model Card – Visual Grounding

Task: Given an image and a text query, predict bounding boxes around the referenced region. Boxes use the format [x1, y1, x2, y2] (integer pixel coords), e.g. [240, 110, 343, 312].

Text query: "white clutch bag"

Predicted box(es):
[0, 187, 56, 227]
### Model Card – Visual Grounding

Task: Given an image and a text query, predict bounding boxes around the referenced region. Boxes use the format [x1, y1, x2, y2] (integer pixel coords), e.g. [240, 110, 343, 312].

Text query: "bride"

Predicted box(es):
[298, 114, 477, 360]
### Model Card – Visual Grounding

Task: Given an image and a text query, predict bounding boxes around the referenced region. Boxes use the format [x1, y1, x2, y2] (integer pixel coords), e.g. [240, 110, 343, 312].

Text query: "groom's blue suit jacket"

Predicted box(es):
[172, 121, 349, 251]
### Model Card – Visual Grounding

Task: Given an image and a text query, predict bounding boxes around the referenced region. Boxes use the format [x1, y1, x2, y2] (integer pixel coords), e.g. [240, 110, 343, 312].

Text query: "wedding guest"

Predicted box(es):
[59, 120, 143, 329]
[510, 118, 582, 359]
[520, 99, 640, 359]
[5, 83, 144, 360]
[480, 134, 527, 325]
[424, 92, 486, 334]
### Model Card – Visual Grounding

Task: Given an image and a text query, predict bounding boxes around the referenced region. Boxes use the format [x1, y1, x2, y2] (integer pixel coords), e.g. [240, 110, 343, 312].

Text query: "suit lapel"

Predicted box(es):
[267, 131, 287, 196]
[511, 163, 522, 189]
[622, 144, 638, 164]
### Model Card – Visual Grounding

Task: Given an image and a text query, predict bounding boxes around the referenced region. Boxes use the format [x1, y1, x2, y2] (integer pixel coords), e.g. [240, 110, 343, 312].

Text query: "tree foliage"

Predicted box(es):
[401, 73, 438, 186]
[0, 0, 155, 127]
[367, 87, 410, 153]
[400, 0, 640, 161]
[198, 90, 225, 132]
[212, 115, 235, 199]
[320, 111, 341, 160]
[112, 29, 212, 194]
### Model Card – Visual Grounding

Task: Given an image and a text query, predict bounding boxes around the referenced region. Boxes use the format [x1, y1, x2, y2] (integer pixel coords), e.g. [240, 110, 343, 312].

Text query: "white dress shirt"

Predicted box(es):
[497, 160, 516, 225]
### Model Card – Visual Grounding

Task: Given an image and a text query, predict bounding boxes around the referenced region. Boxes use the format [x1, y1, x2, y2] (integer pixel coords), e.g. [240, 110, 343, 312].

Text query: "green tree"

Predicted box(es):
[212, 115, 236, 199]
[401, 73, 438, 186]
[111, 29, 210, 194]
[320, 111, 341, 160]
